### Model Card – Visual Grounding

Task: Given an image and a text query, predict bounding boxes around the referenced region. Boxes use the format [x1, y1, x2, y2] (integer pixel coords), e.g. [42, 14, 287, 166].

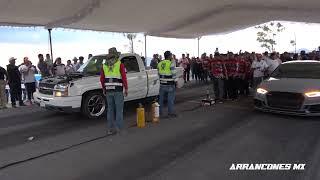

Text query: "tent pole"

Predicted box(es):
[197, 37, 200, 58]
[144, 34, 147, 59]
[294, 32, 297, 54]
[48, 29, 53, 60]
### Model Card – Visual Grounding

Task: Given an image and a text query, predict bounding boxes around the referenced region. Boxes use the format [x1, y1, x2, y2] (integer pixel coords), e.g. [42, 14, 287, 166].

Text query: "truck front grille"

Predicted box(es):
[38, 83, 55, 95]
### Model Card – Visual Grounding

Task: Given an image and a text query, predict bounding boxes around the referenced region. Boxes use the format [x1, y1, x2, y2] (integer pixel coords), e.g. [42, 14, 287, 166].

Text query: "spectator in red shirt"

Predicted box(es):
[225, 52, 238, 100]
[211, 53, 226, 103]
[235, 55, 247, 96]
[201, 53, 210, 83]
[209, 54, 214, 80]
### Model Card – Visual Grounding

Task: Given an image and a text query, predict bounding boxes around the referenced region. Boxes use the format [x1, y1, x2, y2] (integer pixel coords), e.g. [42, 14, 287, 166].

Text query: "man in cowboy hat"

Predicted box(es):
[100, 47, 128, 135]
[7, 57, 25, 107]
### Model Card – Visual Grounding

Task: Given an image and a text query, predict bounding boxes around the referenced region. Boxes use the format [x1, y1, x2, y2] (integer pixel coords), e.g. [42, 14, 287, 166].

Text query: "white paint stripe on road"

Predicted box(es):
[187, 100, 201, 104]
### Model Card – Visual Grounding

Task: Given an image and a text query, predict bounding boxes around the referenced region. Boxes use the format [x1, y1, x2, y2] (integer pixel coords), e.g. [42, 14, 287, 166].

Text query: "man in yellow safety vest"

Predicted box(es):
[157, 51, 178, 118]
[100, 47, 128, 135]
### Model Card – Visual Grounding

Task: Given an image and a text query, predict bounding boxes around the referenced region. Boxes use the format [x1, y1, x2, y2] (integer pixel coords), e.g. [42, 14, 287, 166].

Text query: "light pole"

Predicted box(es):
[48, 29, 53, 60]
[144, 34, 147, 59]
[197, 37, 202, 57]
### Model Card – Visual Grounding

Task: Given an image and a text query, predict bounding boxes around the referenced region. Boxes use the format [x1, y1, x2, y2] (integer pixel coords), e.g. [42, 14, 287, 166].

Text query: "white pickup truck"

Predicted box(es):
[33, 53, 184, 118]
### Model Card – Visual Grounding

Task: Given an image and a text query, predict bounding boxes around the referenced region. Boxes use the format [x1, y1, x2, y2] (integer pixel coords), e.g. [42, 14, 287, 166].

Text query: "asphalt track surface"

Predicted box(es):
[0, 82, 320, 180]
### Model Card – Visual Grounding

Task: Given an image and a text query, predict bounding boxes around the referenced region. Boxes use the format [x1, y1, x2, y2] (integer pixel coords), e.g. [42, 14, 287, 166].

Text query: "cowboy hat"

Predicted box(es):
[105, 47, 120, 66]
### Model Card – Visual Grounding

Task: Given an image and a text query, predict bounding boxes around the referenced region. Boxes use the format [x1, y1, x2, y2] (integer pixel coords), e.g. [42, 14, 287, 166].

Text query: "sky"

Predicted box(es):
[1, 21, 320, 67]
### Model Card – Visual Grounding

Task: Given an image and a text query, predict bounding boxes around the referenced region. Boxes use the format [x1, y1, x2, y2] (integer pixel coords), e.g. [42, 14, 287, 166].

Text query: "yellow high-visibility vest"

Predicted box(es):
[158, 60, 174, 85]
[103, 60, 123, 89]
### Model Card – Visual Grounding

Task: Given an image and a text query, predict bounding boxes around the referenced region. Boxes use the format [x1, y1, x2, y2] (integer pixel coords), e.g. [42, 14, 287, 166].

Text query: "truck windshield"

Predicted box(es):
[77, 56, 107, 75]
[271, 63, 320, 79]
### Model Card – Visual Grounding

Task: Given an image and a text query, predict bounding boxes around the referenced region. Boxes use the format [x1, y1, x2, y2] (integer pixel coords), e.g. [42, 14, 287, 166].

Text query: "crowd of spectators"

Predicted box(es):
[0, 48, 319, 109]
[0, 53, 91, 108]
[150, 49, 320, 103]
[37, 54, 90, 77]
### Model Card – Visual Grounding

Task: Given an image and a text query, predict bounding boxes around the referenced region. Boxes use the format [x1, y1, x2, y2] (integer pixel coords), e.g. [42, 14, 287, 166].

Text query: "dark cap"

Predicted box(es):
[164, 51, 172, 57]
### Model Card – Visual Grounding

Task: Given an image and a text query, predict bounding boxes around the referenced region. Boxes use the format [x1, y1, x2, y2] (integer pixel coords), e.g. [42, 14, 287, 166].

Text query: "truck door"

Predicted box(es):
[121, 56, 148, 100]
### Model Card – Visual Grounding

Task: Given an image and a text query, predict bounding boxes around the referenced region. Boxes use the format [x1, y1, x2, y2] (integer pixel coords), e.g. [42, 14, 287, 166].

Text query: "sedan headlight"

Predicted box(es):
[54, 83, 69, 97]
[257, 88, 268, 95]
[305, 91, 320, 98]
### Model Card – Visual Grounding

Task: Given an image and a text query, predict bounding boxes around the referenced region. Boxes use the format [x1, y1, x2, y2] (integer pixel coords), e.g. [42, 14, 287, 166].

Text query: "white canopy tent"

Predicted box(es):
[1, 0, 320, 38]
[1, 0, 320, 59]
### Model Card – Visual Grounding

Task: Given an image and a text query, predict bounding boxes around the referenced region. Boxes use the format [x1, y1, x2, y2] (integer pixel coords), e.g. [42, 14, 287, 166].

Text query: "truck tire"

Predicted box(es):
[82, 91, 106, 119]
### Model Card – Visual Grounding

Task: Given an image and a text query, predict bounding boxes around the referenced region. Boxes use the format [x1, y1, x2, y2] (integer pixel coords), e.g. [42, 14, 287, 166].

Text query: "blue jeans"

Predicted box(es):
[159, 85, 176, 115]
[106, 91, 124, 130]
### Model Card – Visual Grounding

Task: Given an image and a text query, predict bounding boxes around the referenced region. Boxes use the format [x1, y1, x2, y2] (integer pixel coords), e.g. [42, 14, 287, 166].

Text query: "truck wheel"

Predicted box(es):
[82, 91, 106, 119]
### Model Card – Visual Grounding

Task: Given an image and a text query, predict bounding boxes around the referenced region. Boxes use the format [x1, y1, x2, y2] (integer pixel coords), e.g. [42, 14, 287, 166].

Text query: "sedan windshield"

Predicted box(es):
[271, 63, 320, 79]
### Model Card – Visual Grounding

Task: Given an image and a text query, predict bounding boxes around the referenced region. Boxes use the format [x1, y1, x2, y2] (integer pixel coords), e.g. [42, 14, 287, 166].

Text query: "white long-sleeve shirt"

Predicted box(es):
[251, 60, 268, 78]
[54, 64, 66, 76]
[265, 59, 281, 75]
[19, 65, 36, 83]
[66, 64, 75, 74]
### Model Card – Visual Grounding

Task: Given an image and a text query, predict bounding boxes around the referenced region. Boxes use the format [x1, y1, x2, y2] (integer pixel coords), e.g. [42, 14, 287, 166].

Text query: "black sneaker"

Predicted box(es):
[19, 103, 26, 106]
[12, 105, 17, 108]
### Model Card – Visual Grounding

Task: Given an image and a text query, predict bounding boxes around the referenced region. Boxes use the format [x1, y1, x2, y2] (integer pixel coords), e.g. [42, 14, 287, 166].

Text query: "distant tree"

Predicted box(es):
[123, 33, 137, 53]
[256, 22, 285, 52]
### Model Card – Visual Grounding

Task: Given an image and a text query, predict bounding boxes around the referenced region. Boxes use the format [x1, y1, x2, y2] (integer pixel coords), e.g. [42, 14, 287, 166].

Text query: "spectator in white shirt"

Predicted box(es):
[262, 51, 271, 61]
[251, 54, 269, 89]
[65, 60, 75, 74]
[172, 54, 178, 67]
[178, 54, 190, 83]
[78, 56, 84, 68]
[88, 54, 93, 60]
[73, 56, 84, 71]
[215, 48, 219, 54]
[53, 57, 66, 76]
[265, 52, 282, 75]
[73, 57, 80, 71]
[45, 54, 53, 75]
[19, 59, 36, 104]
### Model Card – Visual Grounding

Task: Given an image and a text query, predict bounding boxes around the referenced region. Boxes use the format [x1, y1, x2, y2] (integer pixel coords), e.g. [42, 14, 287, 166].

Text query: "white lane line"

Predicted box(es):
[187, 100, 201, 104]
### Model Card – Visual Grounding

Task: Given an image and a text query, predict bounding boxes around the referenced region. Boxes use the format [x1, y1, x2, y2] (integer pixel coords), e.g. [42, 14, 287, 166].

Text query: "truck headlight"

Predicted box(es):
[305, 91, 320, 98]
[257, 88, 268, 95]
[54, 83, 69, 97]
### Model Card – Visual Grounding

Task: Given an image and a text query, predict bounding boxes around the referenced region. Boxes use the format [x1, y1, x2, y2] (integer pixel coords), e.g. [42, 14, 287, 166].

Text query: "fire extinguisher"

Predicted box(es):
[137, 103, 145, 128]
[151, 100, 160, 123]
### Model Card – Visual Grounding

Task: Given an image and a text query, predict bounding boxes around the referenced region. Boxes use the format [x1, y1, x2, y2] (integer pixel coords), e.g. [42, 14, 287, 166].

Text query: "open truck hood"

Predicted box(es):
[40, 73, 84, 85]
